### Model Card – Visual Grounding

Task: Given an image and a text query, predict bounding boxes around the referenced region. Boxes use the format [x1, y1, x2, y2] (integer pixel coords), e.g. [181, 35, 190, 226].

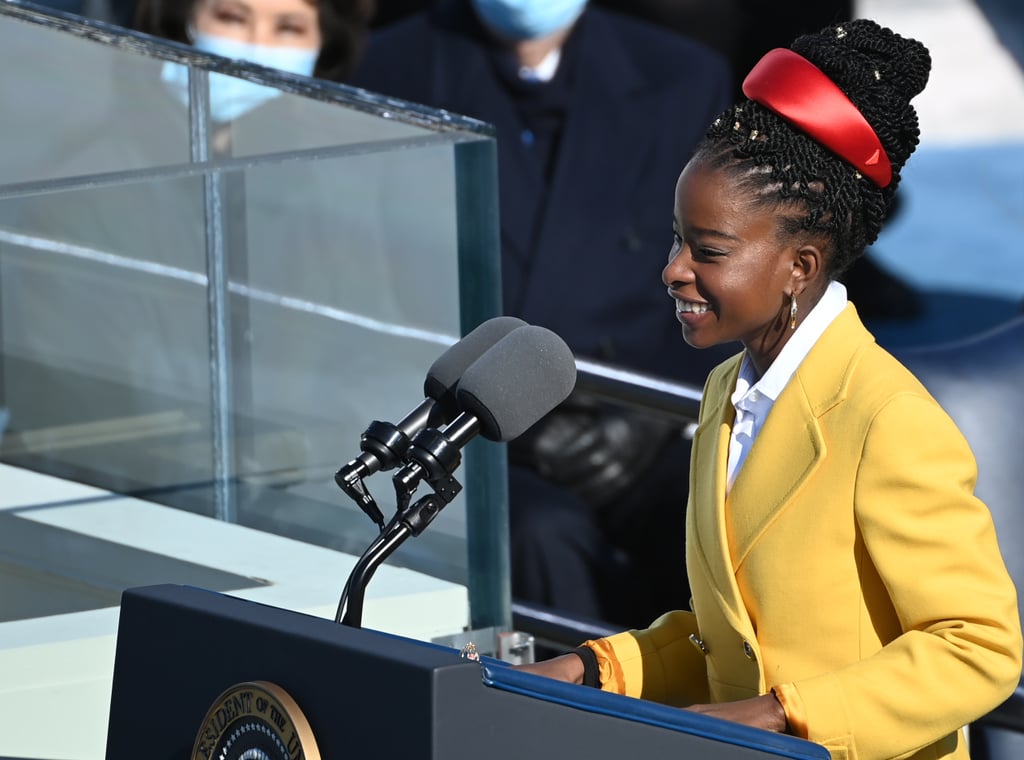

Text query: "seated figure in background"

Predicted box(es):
[352, 0, 737, 626]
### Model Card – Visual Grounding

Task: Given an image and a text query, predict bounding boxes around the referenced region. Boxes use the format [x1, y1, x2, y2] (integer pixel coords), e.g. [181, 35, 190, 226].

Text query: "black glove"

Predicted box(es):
[509, 392, 679, 509]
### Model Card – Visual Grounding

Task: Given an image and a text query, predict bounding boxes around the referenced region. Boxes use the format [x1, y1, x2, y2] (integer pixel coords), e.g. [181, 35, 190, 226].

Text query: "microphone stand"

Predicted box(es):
[334, 489, 453, 628]
[334, 518, 414, 628]
[335, 420, 474, 628]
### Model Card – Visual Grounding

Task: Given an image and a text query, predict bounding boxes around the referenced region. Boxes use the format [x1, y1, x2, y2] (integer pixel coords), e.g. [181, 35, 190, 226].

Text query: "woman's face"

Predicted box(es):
[193, 0, 321, 49]
[662, 159, 808, 375]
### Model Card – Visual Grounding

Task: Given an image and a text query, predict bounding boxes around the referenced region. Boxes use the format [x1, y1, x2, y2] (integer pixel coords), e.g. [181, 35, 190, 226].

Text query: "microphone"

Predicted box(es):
[392, 324, 578, 530]
[337, 326, 576, 627]
[423, 316, 529, 422]
[457, 324, 579, 442]
[335, 316, 527, 528]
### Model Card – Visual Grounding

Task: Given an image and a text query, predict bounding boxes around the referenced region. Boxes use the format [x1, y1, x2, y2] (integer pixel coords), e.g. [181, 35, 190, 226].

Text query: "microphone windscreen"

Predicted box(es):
[424, 316, 528, 421]
[456, 325, 577, 442]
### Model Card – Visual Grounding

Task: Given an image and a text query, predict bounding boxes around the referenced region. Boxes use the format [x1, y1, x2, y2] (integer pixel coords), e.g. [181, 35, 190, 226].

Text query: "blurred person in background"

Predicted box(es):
[364, 0, 853, 98]
[360, 0, 925, 325]
[32, 0, 372, 80]
[134, 0, 374, 85]
[352, 0, 736, 627]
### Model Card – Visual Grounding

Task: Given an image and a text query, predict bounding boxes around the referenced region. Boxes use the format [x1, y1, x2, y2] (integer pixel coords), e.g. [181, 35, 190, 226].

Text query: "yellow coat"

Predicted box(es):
[586, 305, 1022, 760]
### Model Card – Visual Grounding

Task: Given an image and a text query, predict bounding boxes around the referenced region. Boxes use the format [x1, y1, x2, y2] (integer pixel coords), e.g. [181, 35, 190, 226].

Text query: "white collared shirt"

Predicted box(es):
[518, 49, 562, 82]
[726, 281, 849, 491]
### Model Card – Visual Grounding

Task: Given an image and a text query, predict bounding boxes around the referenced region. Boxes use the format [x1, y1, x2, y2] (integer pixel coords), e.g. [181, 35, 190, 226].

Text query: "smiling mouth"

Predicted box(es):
[676, 300, 710, 315]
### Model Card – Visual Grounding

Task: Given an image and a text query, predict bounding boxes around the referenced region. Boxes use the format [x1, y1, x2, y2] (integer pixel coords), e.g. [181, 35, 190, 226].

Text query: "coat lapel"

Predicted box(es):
[532, 12, 660, 263]
[726, 375, 825, 568]
[689, 357, 752, 629]
[726, 305, 872, 567]
[429, 22, 543, 265]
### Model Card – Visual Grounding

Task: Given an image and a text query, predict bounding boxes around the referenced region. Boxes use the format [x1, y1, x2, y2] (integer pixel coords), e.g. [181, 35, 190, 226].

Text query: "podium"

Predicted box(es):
[105, 585, 829, 759]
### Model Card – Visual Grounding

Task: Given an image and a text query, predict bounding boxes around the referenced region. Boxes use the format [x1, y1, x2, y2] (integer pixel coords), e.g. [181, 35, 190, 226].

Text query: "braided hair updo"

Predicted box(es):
[693, 19, 931, 278]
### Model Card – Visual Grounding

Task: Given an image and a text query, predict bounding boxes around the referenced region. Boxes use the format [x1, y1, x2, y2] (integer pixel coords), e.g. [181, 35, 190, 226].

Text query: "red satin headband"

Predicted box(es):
[742, 48, 893, 188]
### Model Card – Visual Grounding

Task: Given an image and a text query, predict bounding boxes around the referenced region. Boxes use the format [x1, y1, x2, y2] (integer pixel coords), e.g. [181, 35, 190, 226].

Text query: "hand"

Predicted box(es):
[509, 399, 677, 506]
[512, 653, 585, 685]
[685, 694, 788, 733]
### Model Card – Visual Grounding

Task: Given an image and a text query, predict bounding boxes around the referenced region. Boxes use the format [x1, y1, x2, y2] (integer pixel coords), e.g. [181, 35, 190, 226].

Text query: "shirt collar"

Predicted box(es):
[518, 49, 562, 82]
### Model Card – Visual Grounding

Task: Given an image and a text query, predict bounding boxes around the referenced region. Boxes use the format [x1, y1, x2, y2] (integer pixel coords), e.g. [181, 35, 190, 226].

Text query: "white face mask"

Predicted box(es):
[471, 0, 587, 41]
[161, 32, 319, 123]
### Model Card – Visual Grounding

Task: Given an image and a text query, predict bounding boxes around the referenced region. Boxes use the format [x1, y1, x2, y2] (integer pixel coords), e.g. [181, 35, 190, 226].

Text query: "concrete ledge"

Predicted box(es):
[0, 463, 469, 759]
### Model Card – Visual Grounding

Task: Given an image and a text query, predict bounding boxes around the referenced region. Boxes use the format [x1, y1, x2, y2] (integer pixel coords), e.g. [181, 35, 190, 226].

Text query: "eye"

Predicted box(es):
[694, 247, 725, 260]
[211, 6, 247, 25]
[275, 12, 318, 40]
[278, 20, 311, 36]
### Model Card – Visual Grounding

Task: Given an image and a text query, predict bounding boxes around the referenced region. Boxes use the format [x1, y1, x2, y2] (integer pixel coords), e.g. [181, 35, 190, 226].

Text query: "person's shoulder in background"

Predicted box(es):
[585, 5, 732, 92]
[351, 2, 733, 106]
[575, 6, 733, 167]
[348, 4, 467, 98]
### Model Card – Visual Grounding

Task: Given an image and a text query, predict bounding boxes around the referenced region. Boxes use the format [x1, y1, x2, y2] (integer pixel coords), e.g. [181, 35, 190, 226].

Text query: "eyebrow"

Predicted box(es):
[213, 0, 250, 14]
[278, 8, 317, 21]
[686, 224, 743, 243]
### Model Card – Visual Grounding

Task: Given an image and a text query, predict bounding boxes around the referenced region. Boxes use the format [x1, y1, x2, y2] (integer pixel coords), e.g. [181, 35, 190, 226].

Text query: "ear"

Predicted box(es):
[790, 243, 824, 297]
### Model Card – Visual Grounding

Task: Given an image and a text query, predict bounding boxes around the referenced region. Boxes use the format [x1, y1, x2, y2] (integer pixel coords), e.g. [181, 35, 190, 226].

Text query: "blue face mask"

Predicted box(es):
[161, 33, 319, 123]
[471, 0, 587, 41]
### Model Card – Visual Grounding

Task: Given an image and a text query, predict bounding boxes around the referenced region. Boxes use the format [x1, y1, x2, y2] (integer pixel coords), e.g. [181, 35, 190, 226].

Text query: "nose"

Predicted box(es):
[251, 21, 274, 46]
[662, 239, 693, 290]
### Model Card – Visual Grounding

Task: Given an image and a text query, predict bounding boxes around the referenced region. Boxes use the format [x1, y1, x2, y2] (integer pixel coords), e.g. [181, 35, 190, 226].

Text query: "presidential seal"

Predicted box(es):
[191, 681, 320, 760]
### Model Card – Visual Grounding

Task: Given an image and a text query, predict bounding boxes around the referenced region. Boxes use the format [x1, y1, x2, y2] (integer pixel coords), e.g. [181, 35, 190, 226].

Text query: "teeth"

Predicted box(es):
[677, 300, 709, 314]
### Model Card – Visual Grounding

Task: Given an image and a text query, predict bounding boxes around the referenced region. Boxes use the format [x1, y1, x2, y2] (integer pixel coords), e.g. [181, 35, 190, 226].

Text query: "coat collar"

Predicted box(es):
[689, 305, 875, 608]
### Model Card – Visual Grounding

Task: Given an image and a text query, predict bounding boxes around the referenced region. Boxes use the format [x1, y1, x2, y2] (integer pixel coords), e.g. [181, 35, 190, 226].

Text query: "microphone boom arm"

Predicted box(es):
[336, 485, 462, 628]
[335, 521, 411, 627]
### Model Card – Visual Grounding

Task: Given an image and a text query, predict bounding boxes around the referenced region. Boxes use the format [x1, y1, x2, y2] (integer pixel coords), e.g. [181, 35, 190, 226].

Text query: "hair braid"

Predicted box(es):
[693, 19, 931, 278]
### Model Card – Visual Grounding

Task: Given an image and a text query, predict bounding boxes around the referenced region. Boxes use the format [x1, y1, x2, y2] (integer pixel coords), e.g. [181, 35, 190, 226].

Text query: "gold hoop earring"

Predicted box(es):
[789, 293, 798, 330]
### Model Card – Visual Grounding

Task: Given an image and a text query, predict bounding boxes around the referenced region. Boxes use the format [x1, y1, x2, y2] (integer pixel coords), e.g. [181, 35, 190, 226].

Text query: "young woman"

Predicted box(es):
[522, 18, 1022, 760]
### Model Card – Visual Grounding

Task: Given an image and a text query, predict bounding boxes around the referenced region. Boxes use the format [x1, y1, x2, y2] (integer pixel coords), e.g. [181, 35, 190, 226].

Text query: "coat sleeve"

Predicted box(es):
[582, 609, 710, 707]
[777, 392, 1022, 759]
